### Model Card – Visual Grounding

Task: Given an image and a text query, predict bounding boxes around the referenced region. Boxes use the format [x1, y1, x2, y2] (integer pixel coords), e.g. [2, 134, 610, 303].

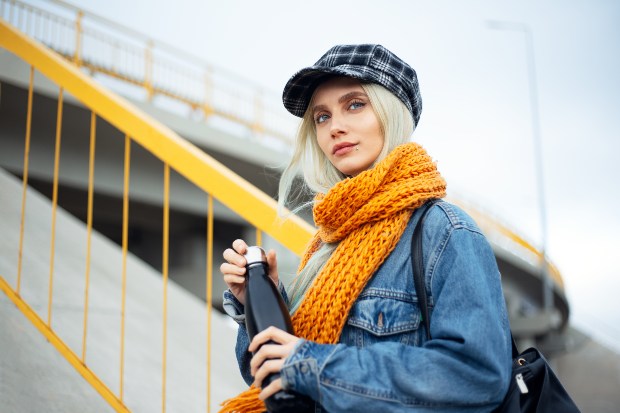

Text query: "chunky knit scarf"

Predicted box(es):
[220, 143, 446, 412]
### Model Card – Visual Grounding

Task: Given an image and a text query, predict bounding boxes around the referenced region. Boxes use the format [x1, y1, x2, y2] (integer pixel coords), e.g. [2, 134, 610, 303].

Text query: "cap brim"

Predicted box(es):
[282, 66, 374, 118]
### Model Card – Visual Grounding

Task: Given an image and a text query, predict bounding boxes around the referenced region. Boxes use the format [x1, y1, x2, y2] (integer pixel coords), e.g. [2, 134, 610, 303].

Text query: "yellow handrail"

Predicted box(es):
[0, 19, 316, 254]
[1, 16, 314, 412]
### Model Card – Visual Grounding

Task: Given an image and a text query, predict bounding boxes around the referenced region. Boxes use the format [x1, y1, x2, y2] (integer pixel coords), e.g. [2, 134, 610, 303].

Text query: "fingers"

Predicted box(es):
[232, 238, 248, 255]
[222, 241, 247, 268]
[220, 239, 249, 304]
[249, 327, 300, 396]
[266, 249, 279, 285]
[258, 377, 283, 401]
[253, 357, 285, 386]
[248, 326, 297, 353]
[222, 272, 245, 287]
[250, 342, 291, 375]
[221, 240, 249, 279]
[220, 257, 246, 291]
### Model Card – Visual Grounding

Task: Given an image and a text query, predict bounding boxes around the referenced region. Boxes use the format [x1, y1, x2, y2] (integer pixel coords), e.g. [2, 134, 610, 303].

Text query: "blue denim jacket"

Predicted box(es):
[223, 201, 512, 412]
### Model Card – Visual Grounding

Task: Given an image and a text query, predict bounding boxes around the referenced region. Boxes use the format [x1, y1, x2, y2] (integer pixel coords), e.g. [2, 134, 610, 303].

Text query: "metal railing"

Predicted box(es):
[450, 196, 564, 288]
[0, 17, 314, 412]
[0, 0, 298, 150]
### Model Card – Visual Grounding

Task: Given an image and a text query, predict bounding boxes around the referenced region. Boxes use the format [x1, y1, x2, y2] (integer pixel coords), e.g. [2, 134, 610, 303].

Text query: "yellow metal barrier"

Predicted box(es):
[449, 197, 564, 289]
[0, 16, 314, 413]
[0, 19, 315, 253]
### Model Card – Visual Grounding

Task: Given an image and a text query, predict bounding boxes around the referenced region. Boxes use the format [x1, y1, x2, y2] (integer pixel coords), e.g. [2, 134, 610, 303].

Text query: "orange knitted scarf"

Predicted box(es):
[220, 143, 446, 412]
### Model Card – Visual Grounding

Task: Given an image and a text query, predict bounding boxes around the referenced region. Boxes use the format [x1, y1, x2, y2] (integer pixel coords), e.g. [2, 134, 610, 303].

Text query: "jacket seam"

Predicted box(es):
[316, 344, 340, 407]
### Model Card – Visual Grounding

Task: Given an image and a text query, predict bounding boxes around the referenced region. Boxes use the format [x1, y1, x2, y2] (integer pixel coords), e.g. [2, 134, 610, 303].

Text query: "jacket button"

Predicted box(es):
[300, 364, 309, 374]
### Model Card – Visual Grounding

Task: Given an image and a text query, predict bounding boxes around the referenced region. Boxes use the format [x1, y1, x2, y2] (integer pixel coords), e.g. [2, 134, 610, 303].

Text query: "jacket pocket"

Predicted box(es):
[345, 290, 421, 347]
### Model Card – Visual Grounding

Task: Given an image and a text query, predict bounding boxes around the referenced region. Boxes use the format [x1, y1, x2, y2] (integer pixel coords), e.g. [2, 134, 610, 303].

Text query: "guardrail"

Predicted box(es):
[0, 0, 298, 149]
[0, 17, 314, 412]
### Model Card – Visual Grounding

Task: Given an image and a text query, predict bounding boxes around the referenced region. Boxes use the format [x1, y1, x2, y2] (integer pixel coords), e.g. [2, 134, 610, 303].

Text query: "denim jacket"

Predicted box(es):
[223, 201, 512, 412]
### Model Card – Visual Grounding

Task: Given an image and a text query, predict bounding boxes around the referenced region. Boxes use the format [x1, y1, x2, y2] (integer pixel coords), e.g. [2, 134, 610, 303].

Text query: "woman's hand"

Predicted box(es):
[249, 326, 301, 400]
[220, 239, 279, 305]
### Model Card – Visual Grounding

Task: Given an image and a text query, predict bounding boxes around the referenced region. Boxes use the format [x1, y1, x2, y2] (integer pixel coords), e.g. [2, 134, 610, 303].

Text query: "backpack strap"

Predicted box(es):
[411, 199, 438, 341]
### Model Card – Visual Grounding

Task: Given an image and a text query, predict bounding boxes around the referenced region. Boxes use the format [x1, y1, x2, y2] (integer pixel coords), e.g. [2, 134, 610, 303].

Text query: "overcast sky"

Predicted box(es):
[37, 0, 620, 351]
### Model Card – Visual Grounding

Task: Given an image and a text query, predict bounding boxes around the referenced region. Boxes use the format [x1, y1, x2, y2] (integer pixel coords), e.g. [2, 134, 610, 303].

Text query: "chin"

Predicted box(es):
[339, 168, 363, 177]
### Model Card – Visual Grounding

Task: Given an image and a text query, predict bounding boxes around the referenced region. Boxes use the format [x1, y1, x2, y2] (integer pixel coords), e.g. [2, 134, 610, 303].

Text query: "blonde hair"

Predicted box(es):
[280, 79, 416, 313]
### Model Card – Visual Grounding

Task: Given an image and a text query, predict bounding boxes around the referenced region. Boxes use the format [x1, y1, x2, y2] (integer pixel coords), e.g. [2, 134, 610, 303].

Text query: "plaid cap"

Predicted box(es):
[282, 44, 422, 126]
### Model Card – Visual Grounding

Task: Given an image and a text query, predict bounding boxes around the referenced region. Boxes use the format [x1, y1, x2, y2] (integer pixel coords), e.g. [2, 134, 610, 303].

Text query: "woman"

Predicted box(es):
[220, 44, 511, 412]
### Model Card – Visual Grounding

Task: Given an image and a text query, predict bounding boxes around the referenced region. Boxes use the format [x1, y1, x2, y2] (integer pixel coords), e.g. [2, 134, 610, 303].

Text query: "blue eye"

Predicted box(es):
[349, 100, 365, 110]
[315, 114, 329, 124]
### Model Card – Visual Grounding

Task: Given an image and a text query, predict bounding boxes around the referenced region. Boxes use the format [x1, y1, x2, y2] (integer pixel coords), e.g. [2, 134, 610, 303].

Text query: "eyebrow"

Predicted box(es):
[312, 91, 368, 114]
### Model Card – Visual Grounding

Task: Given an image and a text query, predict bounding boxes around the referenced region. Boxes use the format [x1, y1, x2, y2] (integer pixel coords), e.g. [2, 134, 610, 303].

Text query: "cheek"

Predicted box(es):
[316, 131, 332, 157]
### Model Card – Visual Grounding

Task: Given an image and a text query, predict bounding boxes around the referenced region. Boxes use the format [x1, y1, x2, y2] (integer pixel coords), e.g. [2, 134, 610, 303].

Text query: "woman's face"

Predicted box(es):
[311, 77, 384, 177]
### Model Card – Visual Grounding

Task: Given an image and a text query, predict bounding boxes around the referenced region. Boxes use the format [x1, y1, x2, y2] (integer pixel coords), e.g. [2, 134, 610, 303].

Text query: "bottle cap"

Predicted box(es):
[244, 246, 267, 265]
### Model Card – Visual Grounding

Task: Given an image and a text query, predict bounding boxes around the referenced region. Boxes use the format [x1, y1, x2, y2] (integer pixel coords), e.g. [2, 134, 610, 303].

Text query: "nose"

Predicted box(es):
[329, 113, 347, 138]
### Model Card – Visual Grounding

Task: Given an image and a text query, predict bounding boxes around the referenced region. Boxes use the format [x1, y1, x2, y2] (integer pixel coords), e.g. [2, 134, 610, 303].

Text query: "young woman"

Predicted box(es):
[220, 44, 511, 412]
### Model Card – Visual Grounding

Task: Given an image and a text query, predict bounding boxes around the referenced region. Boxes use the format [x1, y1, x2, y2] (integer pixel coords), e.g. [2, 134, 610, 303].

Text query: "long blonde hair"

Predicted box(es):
[280, 79, 416, 313]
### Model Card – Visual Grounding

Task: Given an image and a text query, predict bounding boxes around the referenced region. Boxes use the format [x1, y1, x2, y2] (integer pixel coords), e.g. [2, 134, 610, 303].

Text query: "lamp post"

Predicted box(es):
[487, 20, 553, 322]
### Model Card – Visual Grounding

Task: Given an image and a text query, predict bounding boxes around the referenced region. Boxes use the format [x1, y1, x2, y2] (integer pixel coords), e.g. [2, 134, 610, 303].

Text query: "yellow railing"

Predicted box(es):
[0, 0, 298, 147]
[0, 17, 314, 413]
[449, 197, 564, 289]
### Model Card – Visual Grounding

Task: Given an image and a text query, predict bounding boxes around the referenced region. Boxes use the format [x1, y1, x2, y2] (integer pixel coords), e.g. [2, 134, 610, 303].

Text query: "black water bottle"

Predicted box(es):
[244, 246, 314, 413]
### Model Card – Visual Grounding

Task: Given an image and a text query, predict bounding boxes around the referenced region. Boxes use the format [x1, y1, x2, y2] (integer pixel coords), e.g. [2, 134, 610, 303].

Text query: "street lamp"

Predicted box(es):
[486, 20, 554, 324]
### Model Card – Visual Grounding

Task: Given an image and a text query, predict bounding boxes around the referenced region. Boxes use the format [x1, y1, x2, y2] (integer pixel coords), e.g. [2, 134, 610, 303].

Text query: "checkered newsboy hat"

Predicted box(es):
[282, 44, 422, 126]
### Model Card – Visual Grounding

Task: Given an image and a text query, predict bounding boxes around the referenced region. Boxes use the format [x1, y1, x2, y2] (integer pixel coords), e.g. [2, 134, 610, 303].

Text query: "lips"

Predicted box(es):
[332, 142, 357, 156]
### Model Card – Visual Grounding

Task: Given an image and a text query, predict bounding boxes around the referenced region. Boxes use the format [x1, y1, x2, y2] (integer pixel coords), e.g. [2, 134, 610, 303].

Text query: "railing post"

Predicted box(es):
[162, 163, 170, 413]
[48, 86, 64, 327]
[252, 88, 265, 135]
[82, 111, 97, 362]
[17, 65, 34, 294]
[202, 66, 214, 118]
[9, 0, 14, 22]
[145, 39, 154, 101]
[73, 10, 83, 66]
[120, 135, 131, 401]
[206, 194, 213, 413]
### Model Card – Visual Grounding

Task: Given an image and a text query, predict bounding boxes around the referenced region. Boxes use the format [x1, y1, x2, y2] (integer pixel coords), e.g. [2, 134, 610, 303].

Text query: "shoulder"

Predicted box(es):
[418, 199, 484, 236]
[412, 200, 491, 272]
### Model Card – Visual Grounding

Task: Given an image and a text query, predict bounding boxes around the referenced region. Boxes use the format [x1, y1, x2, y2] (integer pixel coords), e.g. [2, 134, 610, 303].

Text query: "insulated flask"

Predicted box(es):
[244, 246, 313, 413]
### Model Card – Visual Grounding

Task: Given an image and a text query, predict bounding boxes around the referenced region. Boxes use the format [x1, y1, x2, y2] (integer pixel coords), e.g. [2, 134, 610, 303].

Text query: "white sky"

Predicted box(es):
[46, 0, 620, 350]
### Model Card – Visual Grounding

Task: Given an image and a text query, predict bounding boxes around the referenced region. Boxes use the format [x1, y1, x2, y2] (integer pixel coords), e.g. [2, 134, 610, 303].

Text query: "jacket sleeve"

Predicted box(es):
[280, 224, 512, 412]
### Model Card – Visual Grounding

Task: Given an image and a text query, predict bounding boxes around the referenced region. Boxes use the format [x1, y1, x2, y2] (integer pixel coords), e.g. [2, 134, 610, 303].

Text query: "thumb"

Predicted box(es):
[266, 249, 279, 286]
